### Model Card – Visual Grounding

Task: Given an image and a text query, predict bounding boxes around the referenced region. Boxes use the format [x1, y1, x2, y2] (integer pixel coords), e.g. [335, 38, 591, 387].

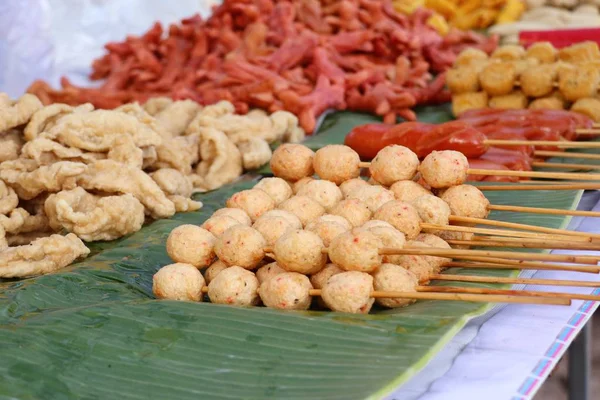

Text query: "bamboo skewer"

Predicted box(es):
[418, 285, 599, 301]
[477, 183, 600, 191]
[447, 238, 600, 250]
[574, 129, 600, 135]
[421, 223, 594, 243]
[197, 287, 569, 305]
[535, 151, 600, 160]
[446, 260, 599, 273]
[429, 273, 600, 288]
[532, 162, 600, 170]
[468, 168, 600, 181]
[448, 215, 600, 240]
[488, 204, 600, 217]
[484, 140, 600, 149]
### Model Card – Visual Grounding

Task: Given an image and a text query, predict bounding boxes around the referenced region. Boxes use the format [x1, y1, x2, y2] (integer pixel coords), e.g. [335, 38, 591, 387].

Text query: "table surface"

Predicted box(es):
[387, 191, 600, 400]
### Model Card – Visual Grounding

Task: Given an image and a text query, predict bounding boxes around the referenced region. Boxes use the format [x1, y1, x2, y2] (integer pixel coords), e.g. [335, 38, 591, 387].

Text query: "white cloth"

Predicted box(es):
[388, 191, 600, 400]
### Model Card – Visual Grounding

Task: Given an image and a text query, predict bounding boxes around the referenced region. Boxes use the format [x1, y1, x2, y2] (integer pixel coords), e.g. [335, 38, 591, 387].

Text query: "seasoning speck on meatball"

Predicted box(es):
[153, 263, 205, 301]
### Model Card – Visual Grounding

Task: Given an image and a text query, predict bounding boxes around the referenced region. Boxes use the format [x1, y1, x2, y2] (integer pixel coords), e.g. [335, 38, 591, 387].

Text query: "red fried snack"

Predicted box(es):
[27, 0, 497, 133]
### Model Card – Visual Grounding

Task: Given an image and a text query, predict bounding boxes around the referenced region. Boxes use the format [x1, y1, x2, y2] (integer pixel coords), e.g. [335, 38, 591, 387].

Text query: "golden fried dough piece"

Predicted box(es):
[24, 103, 94, 141]
[192, 128, 243, 191]
[21, 138, 105, 165]
[237, 138, 272, 170]
[150, 169, 193, 197]
[154, 100, 201, 137]
[454, 48, 489, 67]
[558, 65, 600, 102]
[520, 64, 557, 97]
[0, 130, 24, 163]
[0, 159, 86, 200]
[0, 180, 18, 215]
[143, 97, 173, 115]
[491, 45, 526, 61]
[529, 97, 565, 110]
[526, 42, 557, 64]
[0, 94, 43, 132]
[152, 135, 199, 175]
[141, 146, 158, 169]
[0, 207, 50, 235]
[41, 110, 162, 152]
[77, 160, 175, 219]
[452, 92, 489, 116]
[446, 67, 480, 94]
[489, 91, 528, 109]
[45, 187, 145, 241]
[106, 135, 143, 168]
[479, 62, 517, 96]
[558, 42, 600, 64]
[0, 233, 90, 278]
[571, 98, 600, 122]
[168, 196, 203, 212]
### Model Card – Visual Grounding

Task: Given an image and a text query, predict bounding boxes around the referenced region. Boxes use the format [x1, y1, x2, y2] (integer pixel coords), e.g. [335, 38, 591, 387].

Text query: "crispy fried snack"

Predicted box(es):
[154, 100, 202, 137]
[40, 110, 162, 152]
[152, 136, 199, 175]
[143, 97, 173, 116]
[0, 94, 43, 132]
[0, 159, 87, 200]
[106, 135, 143, 169]
[24, 103, 94, 141]
[77, 160, 175, 219]
[45, 187, 145, 241]
[0, 233, 90, 278]
[237, 138, 273, 170]
[0, 180, 18, 215]
[0, 130, 24, 163]
[21, 138, 105, 165]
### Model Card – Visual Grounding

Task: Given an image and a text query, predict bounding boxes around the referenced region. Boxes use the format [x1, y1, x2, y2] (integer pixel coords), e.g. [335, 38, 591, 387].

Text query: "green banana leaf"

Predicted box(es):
[0, 106, 585, 400]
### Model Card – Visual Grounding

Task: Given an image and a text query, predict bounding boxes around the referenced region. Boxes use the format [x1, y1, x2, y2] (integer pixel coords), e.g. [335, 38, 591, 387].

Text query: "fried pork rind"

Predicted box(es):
[40, 110, 162, 152]
[7, 231, 52, 247]
[153, 135, 199, 174]
[154, 100, 201, 137]
[0, 159, 86, 200]
[77, 160, 175, 219]
[150, 169, 193, 197]
[0, 94, 43, 132]
[45, 187, 145, 241]
[270, 111, 306, 143]
[0, 129, 25, 163]
[0, 225, 7, 250]
[24, 103, 94, 141]
[0, 207, 50, 236]
[237, 138, 272, 170]
[21, 138, 105, 165]
[0, 180, 18, 215]
[107, 135, 143, 169]
[192, 128, 243, 192]
[0, 233, 90, 278]
[143, 97, 174, 116]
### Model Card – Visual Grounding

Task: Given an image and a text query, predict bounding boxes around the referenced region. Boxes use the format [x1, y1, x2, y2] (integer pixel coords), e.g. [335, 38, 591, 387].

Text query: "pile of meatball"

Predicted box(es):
[152, 143, 491, 314]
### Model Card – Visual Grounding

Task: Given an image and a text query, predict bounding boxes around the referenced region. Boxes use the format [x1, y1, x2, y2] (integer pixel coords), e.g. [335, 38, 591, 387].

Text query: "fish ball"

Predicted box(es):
[306, 220, 348, 247]
[311, 214, 352, 230]
[390, 180, 432, 203]
[372, 264, 419, 308]
[559, 66, 600, 102]
[329, 199, 372, 228]
[226, 189, 275, 222]
[440, 184, 490, 219]
[292, 176, 314, 194]
[447, 67, 481, 94]
[395, 242, 439, 282]
[452, 92, 489, 117]
[321, 271, 374, 314]
[153, 263, 205, 301]
[313, 145, 361, 185]
[526, 42, 557, 64]
[297, 179, 343, 211]
[215, 225, 266, 269]
[366, 226, 406, 265]
[373, 201, 422, 240]
[571, 98, 600, 122]
[369, 145, 420, 186]
[274, 230, 327, 274]
[166, 225, 216, 268]
[253, 216, 294, 246]
[278, 196, 325, 226]
[204, 260, 229, 284]
[254, 177, 293, 205]
[259, 272, 313, 310]
[270, 144, 315, 181]
[208, 266, 260, 306]
[412, 195, 451, 226]
[329, 229, 383, 272]
[257, 209, 303, 230]
[212, 208, 252, 226]
[489, 91, 528, 110]
[202, 215, 241, 237]
[521, 65, 557, 97]
[256, 262, 286, 285]
[419, 150, 469, 189]
[491, 45, 525, 61]
[346, 185, 395, 212]
[454, 48, 489, 68]
[339, 178, 369, 198]
[479, 62, 517, 96]
[310, 263, 344, 289]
